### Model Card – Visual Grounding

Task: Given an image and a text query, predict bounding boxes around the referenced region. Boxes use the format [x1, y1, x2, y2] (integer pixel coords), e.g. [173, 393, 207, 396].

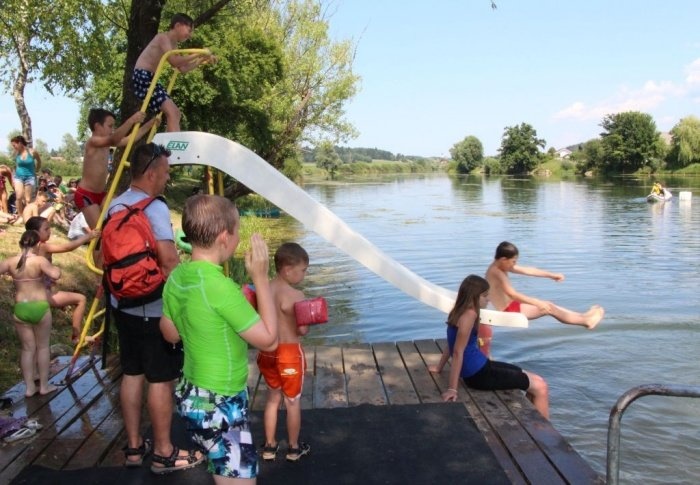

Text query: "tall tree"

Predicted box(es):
[314, 140, 341, 178]
[599, 111, 662, 173]
[0, 0, 109, 146]
[450, 135, 484, 174]
[498, 123, 545, 174]
[667, 116, 700, 169]
[58, 134, 82, 164]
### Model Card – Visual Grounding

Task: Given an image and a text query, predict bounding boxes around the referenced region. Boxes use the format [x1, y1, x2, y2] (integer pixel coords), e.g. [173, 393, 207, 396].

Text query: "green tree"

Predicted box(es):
[498, 123, 545, 174]
[450, 135, 483, 174]
[667, 116, 700, 169]
[599, 111, 662, 173]
[0, 0, 109, 146]
[314, 141, 341, 178]
[570, 138, 605, 174]
[58, 134, 82, 164]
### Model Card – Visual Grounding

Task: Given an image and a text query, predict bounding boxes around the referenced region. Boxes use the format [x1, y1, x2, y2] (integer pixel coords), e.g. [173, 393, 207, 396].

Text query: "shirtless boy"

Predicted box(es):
[485, 241, 604, 329]
[132, 13, 215, 132]
[78, 108, 156, 229]
[258, 242, 312, 462]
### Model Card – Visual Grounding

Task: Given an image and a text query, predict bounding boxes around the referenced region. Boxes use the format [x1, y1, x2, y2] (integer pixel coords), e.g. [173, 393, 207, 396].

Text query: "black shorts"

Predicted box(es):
[465, 360, 530, 391]
[113, 309, 183, 383]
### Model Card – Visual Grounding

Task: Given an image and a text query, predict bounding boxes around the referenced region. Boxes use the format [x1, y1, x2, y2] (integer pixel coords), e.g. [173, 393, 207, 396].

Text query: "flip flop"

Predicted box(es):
[24, 419, 42, 430]
[3, 426, 36, 443]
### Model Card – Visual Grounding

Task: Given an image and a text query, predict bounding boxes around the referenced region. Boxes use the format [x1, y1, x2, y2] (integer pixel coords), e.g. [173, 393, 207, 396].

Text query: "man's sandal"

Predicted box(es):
[123, 438, 153, 467]
[150, 446, 204, 475]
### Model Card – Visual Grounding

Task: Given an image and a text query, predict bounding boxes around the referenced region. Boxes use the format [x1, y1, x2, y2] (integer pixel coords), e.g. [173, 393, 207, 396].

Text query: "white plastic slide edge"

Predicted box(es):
[153, 131, 527, 328]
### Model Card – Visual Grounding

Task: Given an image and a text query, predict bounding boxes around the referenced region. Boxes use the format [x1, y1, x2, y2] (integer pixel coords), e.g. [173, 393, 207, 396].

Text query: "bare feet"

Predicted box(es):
[25, 385, 38, 398]
[427, 364, 441, 374]
[39, 385, 58, 396]
[585, 306, 605, 329]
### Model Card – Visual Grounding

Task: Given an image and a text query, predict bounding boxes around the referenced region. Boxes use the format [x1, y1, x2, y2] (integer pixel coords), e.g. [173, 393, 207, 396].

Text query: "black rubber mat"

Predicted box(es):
[12, 402, 509, 484]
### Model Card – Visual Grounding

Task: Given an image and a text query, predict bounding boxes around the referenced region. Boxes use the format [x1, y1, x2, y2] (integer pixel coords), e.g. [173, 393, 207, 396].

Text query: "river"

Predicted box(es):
[280, 173, 700, 484]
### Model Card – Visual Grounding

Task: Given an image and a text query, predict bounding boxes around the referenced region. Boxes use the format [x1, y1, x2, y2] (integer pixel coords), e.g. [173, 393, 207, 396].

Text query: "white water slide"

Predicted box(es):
[153, 132, 527, 328]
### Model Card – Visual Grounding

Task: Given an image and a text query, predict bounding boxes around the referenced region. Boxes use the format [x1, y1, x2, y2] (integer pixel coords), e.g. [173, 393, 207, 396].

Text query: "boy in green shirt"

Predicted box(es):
[160, 194, 278, 482]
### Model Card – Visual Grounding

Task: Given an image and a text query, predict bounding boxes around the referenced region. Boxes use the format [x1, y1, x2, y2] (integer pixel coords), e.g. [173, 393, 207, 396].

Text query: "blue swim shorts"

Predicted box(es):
[132, 68, 171, 114]
[175, 379, 258, 479]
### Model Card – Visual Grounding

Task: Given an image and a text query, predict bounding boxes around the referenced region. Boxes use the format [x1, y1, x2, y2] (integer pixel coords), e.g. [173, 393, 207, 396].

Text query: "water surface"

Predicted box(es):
[278, 173, 700, 483]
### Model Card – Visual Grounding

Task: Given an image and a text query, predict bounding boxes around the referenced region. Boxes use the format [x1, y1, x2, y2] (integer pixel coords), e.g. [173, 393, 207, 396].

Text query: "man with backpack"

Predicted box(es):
[103, 143, 203, 473]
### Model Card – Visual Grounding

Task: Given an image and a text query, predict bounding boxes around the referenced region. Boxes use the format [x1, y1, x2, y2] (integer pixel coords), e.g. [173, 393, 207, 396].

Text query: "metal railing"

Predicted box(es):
[607, 383, 700, 484]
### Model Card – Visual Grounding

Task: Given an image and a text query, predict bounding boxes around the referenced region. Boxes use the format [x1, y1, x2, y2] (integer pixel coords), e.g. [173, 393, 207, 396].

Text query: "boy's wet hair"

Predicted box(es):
[495, 241, 518, 259]
[87, 108, 116, 131]
[274, 242, 309, 272]
[170, 13, 194, 29]
[182, 194, 237, 248]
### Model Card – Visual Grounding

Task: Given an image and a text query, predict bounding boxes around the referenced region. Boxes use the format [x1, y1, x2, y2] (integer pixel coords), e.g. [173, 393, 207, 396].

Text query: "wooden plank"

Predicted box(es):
[395, 341, 442, 403]
[467, 387, 566, 485]
[499, 390, 604, 485]
[35, 374, 122, 470]
[343, 346, 386, 406]
[426, 340, 527, 485]
[0, 357, 119, 480]
[313, 346, 346, 408]
[64, 407, 124, 469]
[372, 342, 419, 405]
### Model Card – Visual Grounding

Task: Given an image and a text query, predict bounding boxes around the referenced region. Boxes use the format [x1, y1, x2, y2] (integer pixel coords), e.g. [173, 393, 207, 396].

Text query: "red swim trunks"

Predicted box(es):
[74, 186, 106, 210]
[503, 300, 521, 313]
[257, 343, 306, 400]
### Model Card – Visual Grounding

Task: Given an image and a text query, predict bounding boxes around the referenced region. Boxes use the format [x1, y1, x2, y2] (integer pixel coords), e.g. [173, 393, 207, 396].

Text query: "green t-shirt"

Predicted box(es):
[163, 260, 259, 395]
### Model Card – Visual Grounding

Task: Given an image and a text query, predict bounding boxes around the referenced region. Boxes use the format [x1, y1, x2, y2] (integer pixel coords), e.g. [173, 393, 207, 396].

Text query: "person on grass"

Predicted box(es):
[24, 216, 100, 343]
[438, 275, 549, 418]
[0, 230, 60, 397]
[160, 194, 278, 483]
[258, 242, 312, 462]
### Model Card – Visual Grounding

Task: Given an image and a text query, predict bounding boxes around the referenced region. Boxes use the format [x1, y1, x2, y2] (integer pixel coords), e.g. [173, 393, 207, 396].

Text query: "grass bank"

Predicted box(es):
[0, 178, 298, 394]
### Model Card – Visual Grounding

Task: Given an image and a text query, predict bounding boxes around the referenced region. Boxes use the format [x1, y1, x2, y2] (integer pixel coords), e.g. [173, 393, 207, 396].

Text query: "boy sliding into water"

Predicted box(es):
[160, 194, 278, 482]
[485, 241, 604, 331]
[133, 13, 216, 132]
[79, 108, 157, 229]
[258, 243, 313, 462]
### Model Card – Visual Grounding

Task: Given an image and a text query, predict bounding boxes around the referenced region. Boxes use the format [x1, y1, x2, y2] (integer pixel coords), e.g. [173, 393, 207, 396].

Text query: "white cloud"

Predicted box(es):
[553, 58, 700, 121]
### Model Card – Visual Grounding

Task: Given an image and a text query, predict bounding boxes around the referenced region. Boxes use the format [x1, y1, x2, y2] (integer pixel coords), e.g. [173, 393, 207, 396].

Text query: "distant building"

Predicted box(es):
[555, 148, 572, 159]
[659, 132, 673, 145]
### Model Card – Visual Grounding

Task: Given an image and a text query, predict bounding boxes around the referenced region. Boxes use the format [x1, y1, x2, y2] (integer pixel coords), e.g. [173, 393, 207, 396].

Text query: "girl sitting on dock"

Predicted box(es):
[0, 230, 61, 397]
[438, 275, 550, 418]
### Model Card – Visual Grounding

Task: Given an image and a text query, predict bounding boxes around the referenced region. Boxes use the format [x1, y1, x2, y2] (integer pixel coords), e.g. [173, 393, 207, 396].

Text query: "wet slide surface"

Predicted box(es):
[153, 132, 526, 328]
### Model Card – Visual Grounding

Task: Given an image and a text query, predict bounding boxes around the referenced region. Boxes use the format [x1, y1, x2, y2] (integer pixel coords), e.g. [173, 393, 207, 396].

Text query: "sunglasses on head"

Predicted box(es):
[142, 144, 171, 173]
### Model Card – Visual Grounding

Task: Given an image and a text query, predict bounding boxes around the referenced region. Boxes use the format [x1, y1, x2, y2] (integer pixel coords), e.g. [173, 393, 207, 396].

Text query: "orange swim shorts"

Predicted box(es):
[257, 343, 306, 400]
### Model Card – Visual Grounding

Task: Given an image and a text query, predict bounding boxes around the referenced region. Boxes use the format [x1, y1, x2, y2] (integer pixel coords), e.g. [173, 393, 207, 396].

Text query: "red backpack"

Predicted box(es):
[101, 196, 166, 308]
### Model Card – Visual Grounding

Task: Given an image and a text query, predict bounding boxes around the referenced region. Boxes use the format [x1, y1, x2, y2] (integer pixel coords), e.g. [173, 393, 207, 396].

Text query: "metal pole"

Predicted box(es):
[607, 384, 700, 484]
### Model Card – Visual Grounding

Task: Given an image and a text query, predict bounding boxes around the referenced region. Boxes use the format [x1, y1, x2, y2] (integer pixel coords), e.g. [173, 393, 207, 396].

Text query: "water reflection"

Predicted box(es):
[293, 173, 700, 483]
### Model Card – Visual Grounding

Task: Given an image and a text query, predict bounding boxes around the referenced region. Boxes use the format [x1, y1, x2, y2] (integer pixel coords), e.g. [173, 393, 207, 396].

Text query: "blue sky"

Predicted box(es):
[3, 0, 700, 157]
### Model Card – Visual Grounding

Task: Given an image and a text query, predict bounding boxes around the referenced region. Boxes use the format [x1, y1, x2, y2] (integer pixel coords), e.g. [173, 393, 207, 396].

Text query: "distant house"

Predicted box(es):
[555, 148, 572, 159]
[659, 132, 673, 145]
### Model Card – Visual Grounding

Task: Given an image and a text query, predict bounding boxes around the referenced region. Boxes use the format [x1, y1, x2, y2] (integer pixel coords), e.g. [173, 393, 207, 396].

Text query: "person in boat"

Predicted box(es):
[651, 182, 663, 195]
[0, 230, 61, 397]
[439, 275, 549, 418]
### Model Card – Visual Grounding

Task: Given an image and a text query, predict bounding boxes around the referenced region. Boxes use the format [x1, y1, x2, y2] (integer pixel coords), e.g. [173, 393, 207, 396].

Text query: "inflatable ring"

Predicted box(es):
[175, 228, 192, 254]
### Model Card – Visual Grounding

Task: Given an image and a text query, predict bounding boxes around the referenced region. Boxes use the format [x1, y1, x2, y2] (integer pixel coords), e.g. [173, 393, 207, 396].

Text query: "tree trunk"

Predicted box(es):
[12, 35, 32, 146]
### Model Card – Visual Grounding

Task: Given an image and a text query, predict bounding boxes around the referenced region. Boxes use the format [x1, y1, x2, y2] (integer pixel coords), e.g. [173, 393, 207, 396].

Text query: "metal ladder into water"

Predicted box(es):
[607, 384, 700, 484]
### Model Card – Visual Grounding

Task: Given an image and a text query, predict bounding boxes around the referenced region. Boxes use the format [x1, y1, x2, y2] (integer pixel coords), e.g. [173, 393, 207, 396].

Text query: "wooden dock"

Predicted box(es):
[0, 340, 603, 484]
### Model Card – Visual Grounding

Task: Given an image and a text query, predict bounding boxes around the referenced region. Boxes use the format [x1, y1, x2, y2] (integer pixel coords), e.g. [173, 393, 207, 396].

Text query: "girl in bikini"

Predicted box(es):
[0, 230, 61, 397]
[24, 216, 100, 343]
